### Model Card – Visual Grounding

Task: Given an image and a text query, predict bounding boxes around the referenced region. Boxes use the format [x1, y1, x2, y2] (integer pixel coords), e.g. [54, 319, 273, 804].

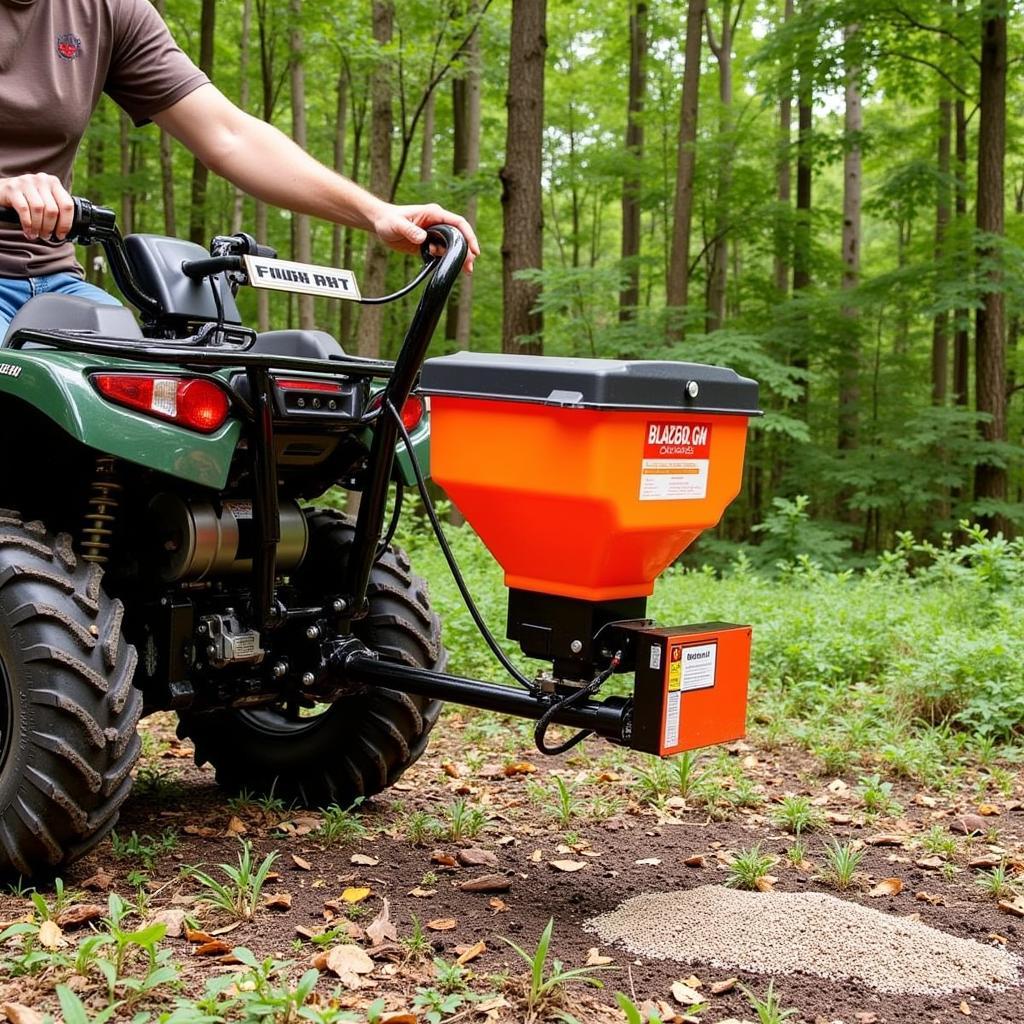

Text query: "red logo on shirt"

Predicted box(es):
[56, 34, 83, 61]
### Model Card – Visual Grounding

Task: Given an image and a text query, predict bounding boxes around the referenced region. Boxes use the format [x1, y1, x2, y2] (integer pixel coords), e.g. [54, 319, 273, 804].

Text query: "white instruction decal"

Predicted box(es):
[649, 645, 662, 671]
[681, 641, 717, 692]
[640, 421, 711, 501]
[244, 255, 361, 301]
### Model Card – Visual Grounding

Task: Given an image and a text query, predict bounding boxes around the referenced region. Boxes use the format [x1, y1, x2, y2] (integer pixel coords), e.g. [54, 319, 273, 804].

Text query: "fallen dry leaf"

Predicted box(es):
[711, 977, 737, 995]
[682, 974, 702, 988]
[211, 922, 243, 936]
[684, 854, 706, 867]
[1, 1003, 44, 1024]
[185, 927, 215, 944]
[915, 891, 945, 906]
[458, 848, 498, 868]
[951, 815, 987, 836]
[80, 868, 114, 891]
[503, 761, 537, 776]
[997, 896, 1024, 918]
[916, 855, 945, 870]
[442, 762, 461, 778]
[380, 1014, 417, 1024]
[754, 875, 777, 892]
[865, 833, 905, 847]
[226, 816, 247, 834]
[548, 859, 587, 872]
[37, 920, 65, 950]
[431, 851, 458, 867]
[426, 917, 458, 931]
[635, 858, 662, 866]
[869, 877, 904, 898]
[350, 853, 379, 867]
[960, 1001, 972, 1016]
[291, 854, 312, 871]
[585, 947, 614, 966]
[366, 899, 398, 946]
[968, 855, 1003, 869]
[195, 940, 232, 957]
[977, 803, 1001, 816]
[670, 981, 703, 1006]
[56, 904, 105, 929]
[264, 892, 292, 911]
[455, 940, 488, 965]
[458, 874, 510, 893]
[341, 887, 371, 904]
[529, 848, 543, 862]
[317, 944, 375, 986]
[184, 824, 221, 838]
[489, 897, 509, 913]
[408, 887, 437, 898]
[854, 1013, 879, 1024]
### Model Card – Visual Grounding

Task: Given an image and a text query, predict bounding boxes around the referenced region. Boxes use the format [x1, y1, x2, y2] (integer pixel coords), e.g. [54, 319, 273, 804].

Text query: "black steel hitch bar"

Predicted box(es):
[328, 640, 633, 746]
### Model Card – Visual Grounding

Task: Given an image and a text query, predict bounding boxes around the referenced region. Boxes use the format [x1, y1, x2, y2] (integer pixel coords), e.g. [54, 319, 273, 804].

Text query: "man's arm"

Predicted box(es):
[154, 84, 479, 272]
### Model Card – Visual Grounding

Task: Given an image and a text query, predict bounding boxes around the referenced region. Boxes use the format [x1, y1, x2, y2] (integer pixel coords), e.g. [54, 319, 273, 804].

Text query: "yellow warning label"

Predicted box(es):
[668, 644, 683, 692]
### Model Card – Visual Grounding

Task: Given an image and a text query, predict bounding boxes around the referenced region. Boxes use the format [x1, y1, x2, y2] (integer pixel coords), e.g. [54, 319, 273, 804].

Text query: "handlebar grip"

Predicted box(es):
[0, 198, 116, 243]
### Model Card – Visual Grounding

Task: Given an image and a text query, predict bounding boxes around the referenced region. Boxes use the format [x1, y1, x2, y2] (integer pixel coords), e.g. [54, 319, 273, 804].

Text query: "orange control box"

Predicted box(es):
[627, 622, 751, 756]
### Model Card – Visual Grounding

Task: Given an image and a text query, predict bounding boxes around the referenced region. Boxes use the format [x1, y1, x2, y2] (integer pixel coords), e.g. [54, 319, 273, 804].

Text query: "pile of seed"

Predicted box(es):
[586, 885, 1019, 995]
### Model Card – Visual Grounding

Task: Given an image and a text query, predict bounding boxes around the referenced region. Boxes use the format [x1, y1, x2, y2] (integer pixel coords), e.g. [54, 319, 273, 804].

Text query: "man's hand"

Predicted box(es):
[0, 174, 75, 241]
[371, 203, 480, 274]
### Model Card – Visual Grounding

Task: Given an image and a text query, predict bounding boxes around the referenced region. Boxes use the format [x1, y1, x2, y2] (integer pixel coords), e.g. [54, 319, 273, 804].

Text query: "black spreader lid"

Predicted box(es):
[419, 352, 761, 416]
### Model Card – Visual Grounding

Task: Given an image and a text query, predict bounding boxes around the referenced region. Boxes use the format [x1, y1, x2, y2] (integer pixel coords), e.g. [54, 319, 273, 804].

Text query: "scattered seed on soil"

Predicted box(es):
[585, 884, 1020, 995]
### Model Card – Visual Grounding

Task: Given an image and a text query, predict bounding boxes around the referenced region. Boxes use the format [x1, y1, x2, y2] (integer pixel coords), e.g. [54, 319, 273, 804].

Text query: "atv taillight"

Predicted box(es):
[93, 375, 230, 433]
[368, 393, 425, 431]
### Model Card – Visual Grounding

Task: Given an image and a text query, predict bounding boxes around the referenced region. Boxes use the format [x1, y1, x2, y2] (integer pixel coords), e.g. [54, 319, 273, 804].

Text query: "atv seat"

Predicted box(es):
[1, 294, 142, 346]
[250, 330, 343, 361]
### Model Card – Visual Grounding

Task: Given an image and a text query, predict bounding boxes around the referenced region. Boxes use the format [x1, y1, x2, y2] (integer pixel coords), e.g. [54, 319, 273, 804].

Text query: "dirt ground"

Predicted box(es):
[1, 708, 1022, 1024]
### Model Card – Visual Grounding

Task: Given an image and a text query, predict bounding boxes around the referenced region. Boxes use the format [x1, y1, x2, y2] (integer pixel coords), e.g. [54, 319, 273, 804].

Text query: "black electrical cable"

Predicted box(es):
[533, 651, 622, 756]
[374, 478, 404, 562]
[386, 400, 540, 696]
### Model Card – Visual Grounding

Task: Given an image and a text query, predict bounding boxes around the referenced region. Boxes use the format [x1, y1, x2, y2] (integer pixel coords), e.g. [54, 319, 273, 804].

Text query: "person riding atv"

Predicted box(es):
[0, 0, 479, 337]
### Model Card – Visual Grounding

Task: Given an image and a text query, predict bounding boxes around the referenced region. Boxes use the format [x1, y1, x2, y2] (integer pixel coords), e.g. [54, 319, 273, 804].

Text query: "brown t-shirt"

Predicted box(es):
[0, 0, 209, 278]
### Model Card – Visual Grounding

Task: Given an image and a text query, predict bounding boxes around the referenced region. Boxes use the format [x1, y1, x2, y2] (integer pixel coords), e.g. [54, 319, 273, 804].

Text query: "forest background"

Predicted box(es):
[73, 0, 1023, 566]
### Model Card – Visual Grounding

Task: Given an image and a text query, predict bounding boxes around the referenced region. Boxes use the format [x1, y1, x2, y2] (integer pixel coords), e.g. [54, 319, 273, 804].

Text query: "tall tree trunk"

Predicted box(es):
[619, 0, 647, 321]
[445, 8, 482, 349]
[705, 0, 740, 334]
[359, 0, 395, 359]
[500, 0, 546, 355]
[665, 0, 705, 337]
[420, 90, 435, 185]
[973, 5, 1008, 512]
[189, 0, 216, 245]
[952, 97, 969, 405]
[932, 97, 952, 404]
[332, 65, 349, 342]
[154, 0, 177, 237]
[773, 0, 793, 296]
[289, 0, 314, 330]
[119, 112, 134, 236]
[231, 0, 254, 234]
[790, 53, 813, 411]
[838, 25, 861, 452]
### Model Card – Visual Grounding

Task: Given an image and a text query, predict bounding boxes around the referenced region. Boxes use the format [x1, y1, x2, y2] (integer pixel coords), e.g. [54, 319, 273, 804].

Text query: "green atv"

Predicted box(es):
[0, 199, 448, 875]
[0, 199, 760, 879]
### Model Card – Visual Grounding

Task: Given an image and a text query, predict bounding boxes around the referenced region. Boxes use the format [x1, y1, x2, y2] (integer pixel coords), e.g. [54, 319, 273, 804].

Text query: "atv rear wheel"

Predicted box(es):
[0, 514, 141, 876]
[176, 510, 444, 808]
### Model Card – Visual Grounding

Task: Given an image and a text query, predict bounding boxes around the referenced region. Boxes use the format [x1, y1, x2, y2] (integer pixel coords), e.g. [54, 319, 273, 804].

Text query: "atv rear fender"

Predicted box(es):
[0, 350, 240, 489]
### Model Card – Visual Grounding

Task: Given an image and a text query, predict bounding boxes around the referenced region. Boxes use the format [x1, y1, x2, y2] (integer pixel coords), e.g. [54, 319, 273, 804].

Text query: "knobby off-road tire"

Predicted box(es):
[177, 510, 445, 808]
[0, 514, 141, 876]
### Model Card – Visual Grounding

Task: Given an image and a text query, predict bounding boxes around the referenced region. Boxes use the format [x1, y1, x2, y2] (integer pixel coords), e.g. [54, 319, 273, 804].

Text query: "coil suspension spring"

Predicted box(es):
[81, 457, 123, 564]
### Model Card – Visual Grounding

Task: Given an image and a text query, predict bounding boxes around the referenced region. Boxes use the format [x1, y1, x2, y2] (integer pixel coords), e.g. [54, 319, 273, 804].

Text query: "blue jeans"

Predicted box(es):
[0, 273, 120, 342]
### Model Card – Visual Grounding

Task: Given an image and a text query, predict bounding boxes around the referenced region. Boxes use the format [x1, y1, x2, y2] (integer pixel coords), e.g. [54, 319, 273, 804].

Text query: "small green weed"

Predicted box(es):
[187, 839, 279, 920]
[920, 825, 957, 859]
[822, 839, 864, 890]
[725, 845, 776, 890]
[318, 801, 369, 843]
[742, 980, 798, 1024]
[110, 829, 179, 870]
[439, 798, 488, 841]
[772, 795, 822, 835]
[857, 774, 902, 815]
[975, 863, 1019, 899]
[501, 918, 609, 1022]
[405, 810, 434, 846]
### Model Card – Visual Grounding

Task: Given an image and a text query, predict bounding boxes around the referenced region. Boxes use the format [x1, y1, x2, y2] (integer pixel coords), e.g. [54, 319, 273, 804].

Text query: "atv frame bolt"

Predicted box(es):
[570, 639, 584, 654]
[306, 625, 321, 640]
[332, 598, 347, 613]
[272, 661, 288, 679]
[301, 672, 316, 687]
[685, 379, 700, 398]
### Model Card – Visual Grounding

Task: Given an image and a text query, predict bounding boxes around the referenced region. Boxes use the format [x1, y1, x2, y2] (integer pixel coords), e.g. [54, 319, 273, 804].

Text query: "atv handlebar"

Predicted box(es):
[0, 197, 117, 246]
